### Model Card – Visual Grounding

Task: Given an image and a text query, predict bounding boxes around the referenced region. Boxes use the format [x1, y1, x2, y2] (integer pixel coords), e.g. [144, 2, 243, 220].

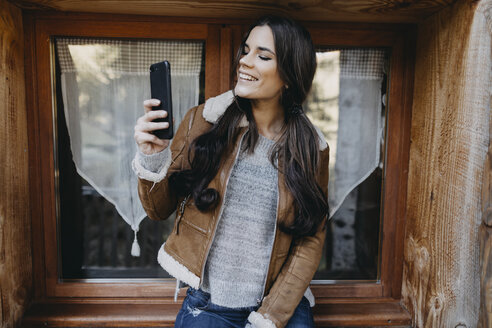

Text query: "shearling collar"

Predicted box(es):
[203, 90, 328, 151]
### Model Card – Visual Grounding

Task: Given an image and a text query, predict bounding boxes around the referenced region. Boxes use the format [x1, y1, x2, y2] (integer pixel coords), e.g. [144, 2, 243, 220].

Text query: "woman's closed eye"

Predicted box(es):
[242, 52, 272, 61]
[241, 48, 272, 61]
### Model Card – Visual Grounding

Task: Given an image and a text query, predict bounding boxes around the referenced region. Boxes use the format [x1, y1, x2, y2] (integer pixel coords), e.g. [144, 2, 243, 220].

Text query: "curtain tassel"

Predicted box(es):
[131, 229, 141, 257]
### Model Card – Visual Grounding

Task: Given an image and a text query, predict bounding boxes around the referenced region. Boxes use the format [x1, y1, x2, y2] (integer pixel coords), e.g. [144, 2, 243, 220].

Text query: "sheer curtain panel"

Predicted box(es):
[306, 48, 387, 218]
[56, 38, 203, 256]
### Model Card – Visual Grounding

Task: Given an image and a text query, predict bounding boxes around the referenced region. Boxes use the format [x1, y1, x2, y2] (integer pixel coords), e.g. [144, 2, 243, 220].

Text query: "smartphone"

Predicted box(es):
[149, 61, 173, 139]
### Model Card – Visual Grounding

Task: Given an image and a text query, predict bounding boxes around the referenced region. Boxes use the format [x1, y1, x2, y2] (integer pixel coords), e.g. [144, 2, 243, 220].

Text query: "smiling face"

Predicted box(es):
[234, 25, 285, 105]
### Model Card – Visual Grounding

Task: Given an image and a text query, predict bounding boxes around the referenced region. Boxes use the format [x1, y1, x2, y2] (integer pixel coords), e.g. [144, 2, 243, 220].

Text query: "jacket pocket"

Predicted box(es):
[180, 202, 212, 235]
[180, 218, 208, 235]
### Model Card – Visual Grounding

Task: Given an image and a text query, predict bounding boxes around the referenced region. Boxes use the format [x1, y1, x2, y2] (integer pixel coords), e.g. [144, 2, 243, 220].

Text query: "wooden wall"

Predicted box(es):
[8, 0, 454, 23]
[0, 1, 33, 327]
[480, 0, 492, 325]
[480, 96, 492, 326]
[402, 0, 492, 327]
[0, 0, 490, 327]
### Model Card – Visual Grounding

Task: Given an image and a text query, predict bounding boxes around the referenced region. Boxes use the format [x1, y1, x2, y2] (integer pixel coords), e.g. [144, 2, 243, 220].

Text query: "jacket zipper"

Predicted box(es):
[175, 194, 190, 235]
[258, 157, 280, 303]
[200, 131, 248, 285]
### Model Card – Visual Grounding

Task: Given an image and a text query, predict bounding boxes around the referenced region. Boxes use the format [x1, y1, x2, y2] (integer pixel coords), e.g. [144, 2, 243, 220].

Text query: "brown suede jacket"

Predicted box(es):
[133, 91, 330, 328]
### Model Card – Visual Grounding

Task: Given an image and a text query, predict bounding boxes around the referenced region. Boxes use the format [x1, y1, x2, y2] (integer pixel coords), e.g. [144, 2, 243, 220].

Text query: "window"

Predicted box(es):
[55, 37, 205, 279]
[25, 13, 414, 326]
[306, 48, 388, 282]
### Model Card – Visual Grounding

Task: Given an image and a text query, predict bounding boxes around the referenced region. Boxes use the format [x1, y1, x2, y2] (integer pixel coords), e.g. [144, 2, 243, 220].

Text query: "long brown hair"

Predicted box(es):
[170, 15, 328, 237]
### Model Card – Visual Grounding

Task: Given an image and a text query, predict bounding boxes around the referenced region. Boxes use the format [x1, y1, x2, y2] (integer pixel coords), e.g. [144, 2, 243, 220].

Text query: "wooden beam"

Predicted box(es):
[219, 26, 232, 93]
[403, 0, 491, 326]
[480, 224, 492, 327]
[0, 0, 33, 327]
[205, 24, 221, 98]
[22, 301, 411, 327]
[10, 0, 455, 23]
[480, 1, 492, 324]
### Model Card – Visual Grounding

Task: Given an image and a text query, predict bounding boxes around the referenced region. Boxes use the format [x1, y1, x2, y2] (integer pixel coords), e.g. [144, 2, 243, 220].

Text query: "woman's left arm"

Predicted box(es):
[248, 148, 330, 328]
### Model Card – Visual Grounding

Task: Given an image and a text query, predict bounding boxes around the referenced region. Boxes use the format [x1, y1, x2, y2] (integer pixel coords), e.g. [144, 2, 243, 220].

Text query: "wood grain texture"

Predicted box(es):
[205, 24, 221, 98]
[480, 225, 492, 328]
[9, 0, 454, 23]
[483, 137, 492, 228]
[380, 28, 416, 300]
[219, 26, 232, 92]
[402, 0, 491, 327]
[0, 0, 33, 327]
[480, 2, 492, 325]
[21, 301, 410, 327]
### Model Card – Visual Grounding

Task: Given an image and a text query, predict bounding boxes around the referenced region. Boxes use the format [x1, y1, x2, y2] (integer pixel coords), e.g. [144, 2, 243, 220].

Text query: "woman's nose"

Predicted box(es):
[239, 52, 253, 68]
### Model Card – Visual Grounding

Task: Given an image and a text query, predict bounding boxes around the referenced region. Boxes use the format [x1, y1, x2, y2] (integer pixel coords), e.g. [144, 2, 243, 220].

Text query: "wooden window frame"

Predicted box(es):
[23, 11, 414, 327]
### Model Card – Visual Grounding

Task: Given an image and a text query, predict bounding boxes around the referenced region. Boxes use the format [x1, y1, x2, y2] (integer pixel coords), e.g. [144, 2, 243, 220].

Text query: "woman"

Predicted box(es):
[133, 15, 329, 328]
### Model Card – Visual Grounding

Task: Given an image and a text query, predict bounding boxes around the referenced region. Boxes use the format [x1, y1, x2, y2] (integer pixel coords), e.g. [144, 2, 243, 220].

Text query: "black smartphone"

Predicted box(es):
[149, 61, 173, 139]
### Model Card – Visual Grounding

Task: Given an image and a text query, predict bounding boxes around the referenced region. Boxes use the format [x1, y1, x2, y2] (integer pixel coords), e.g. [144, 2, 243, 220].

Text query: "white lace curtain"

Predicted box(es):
[56, 38, 203, 256]
[306, 48, 387, 218]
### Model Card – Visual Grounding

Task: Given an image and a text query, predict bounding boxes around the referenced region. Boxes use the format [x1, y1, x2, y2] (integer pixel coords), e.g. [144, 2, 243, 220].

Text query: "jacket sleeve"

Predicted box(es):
[132, 105, 198, 221]
[248, 147, 330, 328]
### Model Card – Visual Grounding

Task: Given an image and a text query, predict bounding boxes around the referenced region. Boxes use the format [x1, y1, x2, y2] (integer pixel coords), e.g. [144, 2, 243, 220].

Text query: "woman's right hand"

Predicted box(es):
[134, 99, 170, 155]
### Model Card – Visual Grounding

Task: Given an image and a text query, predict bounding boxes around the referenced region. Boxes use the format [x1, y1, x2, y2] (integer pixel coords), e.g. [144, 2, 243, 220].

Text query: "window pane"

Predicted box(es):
[306, 48, 388, 281]
[55, 37, 205, 279]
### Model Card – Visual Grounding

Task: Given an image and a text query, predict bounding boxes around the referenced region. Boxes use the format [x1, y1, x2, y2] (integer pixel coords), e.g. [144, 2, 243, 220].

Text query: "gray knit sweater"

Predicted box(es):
[137, 134, 278, 308]
[201, 135, 278, 308]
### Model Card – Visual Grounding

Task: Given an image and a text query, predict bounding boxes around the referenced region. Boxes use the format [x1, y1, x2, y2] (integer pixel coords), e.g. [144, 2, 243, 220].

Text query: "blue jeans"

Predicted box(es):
[174, 287, 314, 328]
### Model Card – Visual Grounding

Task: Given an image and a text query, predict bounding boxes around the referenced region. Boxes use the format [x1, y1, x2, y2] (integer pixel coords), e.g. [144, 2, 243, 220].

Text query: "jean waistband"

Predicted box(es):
[187, 287, 260, 313]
